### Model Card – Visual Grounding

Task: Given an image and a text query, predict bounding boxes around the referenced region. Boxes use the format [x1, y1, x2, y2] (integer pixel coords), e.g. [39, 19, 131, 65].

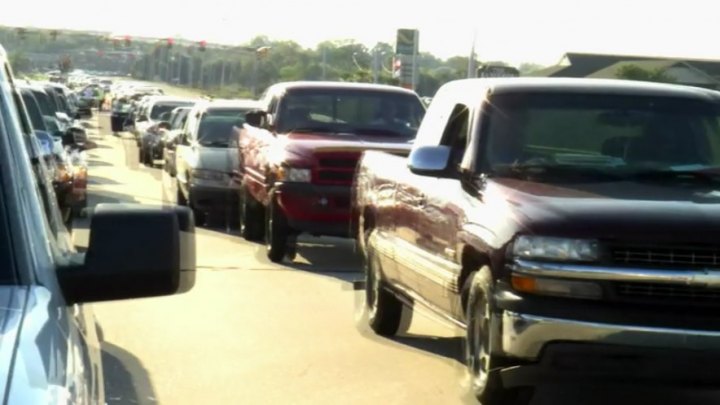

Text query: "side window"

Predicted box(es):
[184, 110, 199, 140]
[268, 95, 279, 115]
[439, 104, 470, 171]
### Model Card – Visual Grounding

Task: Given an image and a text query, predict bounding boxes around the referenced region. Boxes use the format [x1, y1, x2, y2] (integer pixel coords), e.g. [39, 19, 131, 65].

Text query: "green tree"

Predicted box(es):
[9, 51, 32, 73]
[518, 62, 545, 75]
[615, 64, 676, 83]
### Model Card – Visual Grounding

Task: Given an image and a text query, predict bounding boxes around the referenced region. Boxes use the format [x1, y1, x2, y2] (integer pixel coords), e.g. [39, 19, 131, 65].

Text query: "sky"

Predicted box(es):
[2, 0, 720, 66]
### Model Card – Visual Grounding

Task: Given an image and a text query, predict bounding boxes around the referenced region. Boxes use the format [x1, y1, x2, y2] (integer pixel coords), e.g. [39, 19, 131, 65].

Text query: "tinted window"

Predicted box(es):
[276, 89, 426, 138]
[151, 102, 194, 120]
[484, 92, 720, 173]
[31, 90, 54, 116]
[196, 108, 249, 147]
[21, 91, 46, 131]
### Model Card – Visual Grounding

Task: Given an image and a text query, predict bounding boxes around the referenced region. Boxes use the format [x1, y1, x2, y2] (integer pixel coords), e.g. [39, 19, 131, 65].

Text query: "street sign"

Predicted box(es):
[395, 29, 419, 55]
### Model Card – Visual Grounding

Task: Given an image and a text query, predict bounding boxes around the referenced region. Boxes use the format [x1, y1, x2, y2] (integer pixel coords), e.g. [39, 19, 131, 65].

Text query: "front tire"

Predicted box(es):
[265, 196, 289, 263]
[465, 269, 532, 405]
[365, 247, 403, 336]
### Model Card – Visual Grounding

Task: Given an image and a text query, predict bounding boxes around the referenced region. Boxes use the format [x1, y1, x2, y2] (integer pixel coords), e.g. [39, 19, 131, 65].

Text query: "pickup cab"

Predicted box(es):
[354, 78, 720, 403]
[238, 81, 426, 262]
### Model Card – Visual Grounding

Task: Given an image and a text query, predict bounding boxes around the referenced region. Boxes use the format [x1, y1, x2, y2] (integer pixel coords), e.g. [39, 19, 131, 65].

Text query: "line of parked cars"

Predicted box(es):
[0, 44, 196, 404]
[15, 79, 91, 230]
[107, 70, 720, 403]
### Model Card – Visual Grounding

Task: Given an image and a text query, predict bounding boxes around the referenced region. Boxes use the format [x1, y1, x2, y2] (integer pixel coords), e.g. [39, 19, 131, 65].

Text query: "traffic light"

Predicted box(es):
[198, 40, 207, 51]
[166, 38, 174, 48]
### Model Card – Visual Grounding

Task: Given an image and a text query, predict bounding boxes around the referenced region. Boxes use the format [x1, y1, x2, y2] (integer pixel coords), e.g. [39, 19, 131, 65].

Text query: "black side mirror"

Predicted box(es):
[137, 114, 149, 122]
[157, 121, 172, 130]
[245, 110, 266, 127]
[59, 204, 196, 304]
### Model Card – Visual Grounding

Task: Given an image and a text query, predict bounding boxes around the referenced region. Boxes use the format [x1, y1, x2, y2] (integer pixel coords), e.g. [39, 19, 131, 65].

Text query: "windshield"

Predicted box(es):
[197, 109, 248, 147]
[150, 102, 193, 120]
[484, 93, 720, 178]
[21, 92, 46, 131]
[276, 89, 425, 137]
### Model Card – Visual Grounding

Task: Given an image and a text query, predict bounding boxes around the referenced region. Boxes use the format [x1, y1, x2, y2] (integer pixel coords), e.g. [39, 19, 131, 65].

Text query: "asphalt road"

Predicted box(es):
[73, 111, 720, 405]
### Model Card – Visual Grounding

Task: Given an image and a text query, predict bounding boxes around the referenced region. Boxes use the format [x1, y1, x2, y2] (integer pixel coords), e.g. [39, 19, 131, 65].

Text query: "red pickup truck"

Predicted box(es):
[354, 77, 720, 403]
[236, 81, 426, 262]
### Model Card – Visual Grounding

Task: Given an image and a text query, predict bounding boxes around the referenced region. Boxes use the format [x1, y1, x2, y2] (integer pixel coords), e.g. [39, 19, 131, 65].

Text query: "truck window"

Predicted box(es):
[484, 92, 720, 173]
[275, 89, 425, 139]
[196, 108, 249, 147]
[439, 104, 470, 170]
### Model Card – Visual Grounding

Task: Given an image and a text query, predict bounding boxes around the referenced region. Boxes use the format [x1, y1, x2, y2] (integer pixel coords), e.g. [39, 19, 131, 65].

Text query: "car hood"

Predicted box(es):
[280, 131, 414, 159]
[484, 178, 720, 243]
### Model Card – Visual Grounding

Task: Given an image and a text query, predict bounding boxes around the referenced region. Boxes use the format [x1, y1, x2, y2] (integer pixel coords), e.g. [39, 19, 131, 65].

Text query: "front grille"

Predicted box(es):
[617, 282, 720, 302]
[610, 244, 720, 269]
[313, 151, 361, 185]
[318, 171, 355, 182]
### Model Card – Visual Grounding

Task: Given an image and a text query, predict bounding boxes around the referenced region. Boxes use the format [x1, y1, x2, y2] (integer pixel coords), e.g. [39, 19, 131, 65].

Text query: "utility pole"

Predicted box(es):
[321, 47, 327, 80]
[372, 48, 379, 83]
[198, 58, 204, 88]
[220, 60, 226, 88]
[467, 29, 478, 78]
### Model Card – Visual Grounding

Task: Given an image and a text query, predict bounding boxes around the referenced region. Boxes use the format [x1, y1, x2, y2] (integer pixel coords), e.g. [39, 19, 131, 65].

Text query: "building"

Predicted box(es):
[529, 52, 720, 90]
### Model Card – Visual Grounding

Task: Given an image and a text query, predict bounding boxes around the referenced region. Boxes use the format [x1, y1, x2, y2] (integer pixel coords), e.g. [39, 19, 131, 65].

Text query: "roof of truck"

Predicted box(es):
[268, 81, 419, 96]
[446, 77, 720, 101]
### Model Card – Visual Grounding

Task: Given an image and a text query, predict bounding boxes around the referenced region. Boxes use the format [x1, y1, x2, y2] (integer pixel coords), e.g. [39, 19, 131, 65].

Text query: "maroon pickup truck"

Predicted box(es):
[354, 78, 720, 403]
[236, 81, 426, 262]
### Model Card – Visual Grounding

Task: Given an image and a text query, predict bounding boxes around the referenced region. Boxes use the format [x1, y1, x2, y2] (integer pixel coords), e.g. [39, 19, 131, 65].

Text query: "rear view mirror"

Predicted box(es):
[59, 203, 196, 303]
[407, 145, 452, 177]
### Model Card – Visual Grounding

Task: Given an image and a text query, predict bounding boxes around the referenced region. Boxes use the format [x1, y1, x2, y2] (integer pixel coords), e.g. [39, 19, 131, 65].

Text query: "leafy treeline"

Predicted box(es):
[0, 27, 544, 97]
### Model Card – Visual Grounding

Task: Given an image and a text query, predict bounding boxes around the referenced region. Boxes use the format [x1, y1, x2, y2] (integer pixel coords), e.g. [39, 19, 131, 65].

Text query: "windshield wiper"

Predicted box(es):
[627, 169, 720, 183]
[199, 140, 230, 147]
[491, 163, 625, 181]
[287, 126, 337, 133]
[348, 127, 410, 137]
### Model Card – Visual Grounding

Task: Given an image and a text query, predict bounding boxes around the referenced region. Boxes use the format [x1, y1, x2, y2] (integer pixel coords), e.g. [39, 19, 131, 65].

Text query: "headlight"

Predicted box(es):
[512, 236, 599, 262]
[278, 167, 311, 183]
[192, 169, 226, 182]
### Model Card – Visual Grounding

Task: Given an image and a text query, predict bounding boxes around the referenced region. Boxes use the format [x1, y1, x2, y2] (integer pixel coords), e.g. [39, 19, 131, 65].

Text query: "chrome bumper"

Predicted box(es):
[500, 311, 720, 361]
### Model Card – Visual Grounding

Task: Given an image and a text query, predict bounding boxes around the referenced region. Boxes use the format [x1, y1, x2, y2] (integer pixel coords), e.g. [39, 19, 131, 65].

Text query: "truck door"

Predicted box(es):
[393, 104, 468, 308]
[416, 104, 470, 314]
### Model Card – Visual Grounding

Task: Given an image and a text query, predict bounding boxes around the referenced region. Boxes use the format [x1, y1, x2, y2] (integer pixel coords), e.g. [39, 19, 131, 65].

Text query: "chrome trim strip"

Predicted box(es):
[511, 259, 720, 287]
[501, 311, 720, 360]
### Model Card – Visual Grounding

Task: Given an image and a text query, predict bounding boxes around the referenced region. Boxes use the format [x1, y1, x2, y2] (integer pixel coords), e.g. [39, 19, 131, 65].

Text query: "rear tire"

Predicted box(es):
[265, 196, 289, 263]
[285, 236, 298, 261]
[176, 181, 187, 206]
[365, 247, 402, 336]
[239, 187, 264, 241]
